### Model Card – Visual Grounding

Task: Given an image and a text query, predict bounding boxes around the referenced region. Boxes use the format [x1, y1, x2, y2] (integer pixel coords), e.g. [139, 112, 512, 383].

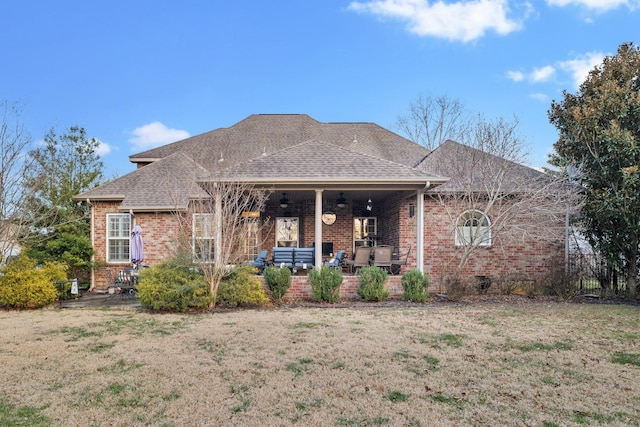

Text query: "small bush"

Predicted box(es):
[357, 266, 389, 302]
[263, 266, 291, 301]
[309, 266, 342, 303]
[0, 255, 67, 309]
[401, 270, 430, 302]
[442, 274, 471, 301]
[545, 270, 579, 299]
[218, 265, 268, 307]
[137, 260, 212, 312]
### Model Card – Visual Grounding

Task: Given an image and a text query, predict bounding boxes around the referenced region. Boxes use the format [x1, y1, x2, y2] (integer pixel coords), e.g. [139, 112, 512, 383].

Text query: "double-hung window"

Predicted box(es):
[193, 213, 215, 262]
[107, 214, 131, 263]
[455, 210, 491, 247]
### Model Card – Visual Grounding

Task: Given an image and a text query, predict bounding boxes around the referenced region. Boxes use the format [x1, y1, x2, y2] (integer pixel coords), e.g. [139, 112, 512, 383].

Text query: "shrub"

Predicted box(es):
[543, 268, 579, 299]
[309, 266, 342, 303]
[401, 270, 430, 302]
[442, 274, 471, 301]
[137, 260, 212, 312]
[357, 266, 389, 302]
[218, 265, 268, 307]
[263, 266, 292, 301]
[0, 255, 67, 309]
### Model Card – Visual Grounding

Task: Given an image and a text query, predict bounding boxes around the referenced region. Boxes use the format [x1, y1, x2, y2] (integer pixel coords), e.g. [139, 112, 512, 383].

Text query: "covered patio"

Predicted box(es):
[201, 137, 448, 276]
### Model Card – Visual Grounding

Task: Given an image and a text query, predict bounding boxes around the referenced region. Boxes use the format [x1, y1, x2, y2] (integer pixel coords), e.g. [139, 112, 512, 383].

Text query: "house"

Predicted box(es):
[0, 221, 21, 265]
[76, 114, 565, 297]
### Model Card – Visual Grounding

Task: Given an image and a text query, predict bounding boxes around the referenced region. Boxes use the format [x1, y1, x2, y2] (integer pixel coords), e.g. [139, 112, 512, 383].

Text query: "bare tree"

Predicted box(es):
[396, 93, 470, 151]
[170, 178, 271, 307]
[420, 115, 579, 288]
[0, 101, 37, 261]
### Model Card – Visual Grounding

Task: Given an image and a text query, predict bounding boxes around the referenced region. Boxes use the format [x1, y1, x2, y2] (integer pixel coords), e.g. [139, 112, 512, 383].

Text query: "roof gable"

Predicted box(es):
[209, 139, 446, 185]
[76, 152, 209, 210]
[417, 140, 550, 192]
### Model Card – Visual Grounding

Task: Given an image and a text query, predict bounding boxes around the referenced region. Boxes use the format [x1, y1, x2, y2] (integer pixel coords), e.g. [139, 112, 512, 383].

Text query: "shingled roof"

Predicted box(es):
[75, 152, 210, 211]
[416, 140, 551, 192]
[77, 114, 449, 210]
[131, 114, 431, 170]
[208, 139, 445, 188]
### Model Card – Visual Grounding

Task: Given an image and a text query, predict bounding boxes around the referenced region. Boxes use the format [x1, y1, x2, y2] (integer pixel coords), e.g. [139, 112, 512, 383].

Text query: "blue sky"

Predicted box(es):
[1, 1, 638, 177]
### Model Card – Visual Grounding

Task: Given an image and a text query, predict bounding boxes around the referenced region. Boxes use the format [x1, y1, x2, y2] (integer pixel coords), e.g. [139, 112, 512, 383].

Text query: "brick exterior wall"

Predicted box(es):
[419, 196, 565, 292]
[91, 193, 564, 297]
[92, 202, 183, 289]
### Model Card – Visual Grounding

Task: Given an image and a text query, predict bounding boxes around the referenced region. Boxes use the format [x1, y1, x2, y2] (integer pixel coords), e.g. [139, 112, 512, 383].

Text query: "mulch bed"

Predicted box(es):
[58, 291, 639, 311]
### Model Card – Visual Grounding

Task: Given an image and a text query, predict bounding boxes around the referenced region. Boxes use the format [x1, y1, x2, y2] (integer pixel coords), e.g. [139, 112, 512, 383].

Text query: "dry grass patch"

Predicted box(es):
[0, 302, 639, 426]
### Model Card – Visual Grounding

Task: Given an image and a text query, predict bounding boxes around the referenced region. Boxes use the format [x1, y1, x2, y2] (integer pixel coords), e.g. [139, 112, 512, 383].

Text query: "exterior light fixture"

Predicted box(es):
[366, 198, 372, 211]
[279, 193, 289, 209]
[336, 192, 346, 208]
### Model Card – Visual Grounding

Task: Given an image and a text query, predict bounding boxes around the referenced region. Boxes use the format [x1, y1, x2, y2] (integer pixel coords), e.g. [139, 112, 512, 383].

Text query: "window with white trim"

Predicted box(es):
[193, 213, 215, 262]
[243, 218, 261, 261]
[107, 213, 131, 263]
[455, 210, 491, 247]
[276, 217, 298, 247]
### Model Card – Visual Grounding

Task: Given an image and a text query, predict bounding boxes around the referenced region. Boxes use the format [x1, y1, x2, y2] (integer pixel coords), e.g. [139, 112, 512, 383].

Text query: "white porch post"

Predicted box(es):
[315, 189, 323, 269]
[214, 185, 223, 267]
[416, 190, 425, 273]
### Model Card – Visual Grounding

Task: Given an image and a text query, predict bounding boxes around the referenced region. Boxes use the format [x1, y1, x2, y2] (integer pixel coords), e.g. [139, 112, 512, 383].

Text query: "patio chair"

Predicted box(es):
[346, 247, 371, 273]
[243, 250, 269, 273]
[323, 250, 346, 269]
[391, 246, 411, 275]
[372, 246, 393, 272]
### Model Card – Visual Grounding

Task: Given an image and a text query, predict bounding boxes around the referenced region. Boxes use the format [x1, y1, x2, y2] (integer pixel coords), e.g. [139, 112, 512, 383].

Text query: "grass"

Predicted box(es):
[0, 302, 639, 426]
[611, 352, 640, 366]
[0, 398, 50, 426]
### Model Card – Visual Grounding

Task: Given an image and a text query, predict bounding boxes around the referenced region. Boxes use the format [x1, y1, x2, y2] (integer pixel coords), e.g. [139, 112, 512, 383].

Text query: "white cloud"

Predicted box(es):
[129, 122, 190, 151]
[95, 138, 112, 157]
[506, 65, 555, 83]
[348, 0, 527, 42]
[507, 51, 606, 89]
[530, 65, 556, 83]
[559, 51, 606, 88]
[506, 70, 525, 81]
[546, 0, 637, 12]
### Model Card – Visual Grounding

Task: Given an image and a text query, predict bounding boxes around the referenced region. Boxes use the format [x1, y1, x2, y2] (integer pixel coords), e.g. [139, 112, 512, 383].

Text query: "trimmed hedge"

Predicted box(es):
[401, 270, 430, 302]
[357, 266, 389, 302]
[263, 266, 292, 301]
[309, 266, 343, 303]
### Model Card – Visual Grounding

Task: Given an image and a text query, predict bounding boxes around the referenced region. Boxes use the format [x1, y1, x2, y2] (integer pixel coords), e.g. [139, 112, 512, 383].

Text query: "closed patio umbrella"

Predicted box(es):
[131, 224, 144, 267]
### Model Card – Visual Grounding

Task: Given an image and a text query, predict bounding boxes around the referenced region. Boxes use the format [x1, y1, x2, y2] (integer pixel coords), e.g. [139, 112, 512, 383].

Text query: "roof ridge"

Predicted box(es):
[248, 139, 435, 174]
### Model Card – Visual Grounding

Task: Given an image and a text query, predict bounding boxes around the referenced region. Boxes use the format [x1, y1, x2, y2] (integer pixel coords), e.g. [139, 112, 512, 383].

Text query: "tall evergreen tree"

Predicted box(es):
[24, 126, 104, 279]
[549, 42, 640, 297]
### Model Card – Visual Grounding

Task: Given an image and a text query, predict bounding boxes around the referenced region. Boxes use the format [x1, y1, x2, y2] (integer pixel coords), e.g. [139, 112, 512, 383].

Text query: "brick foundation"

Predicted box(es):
[262, 275, 404, 300]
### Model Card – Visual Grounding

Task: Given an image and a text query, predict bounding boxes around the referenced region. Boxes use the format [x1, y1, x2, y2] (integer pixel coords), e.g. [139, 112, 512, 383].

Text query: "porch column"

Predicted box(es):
[214, 185, 223, 267]
[315, 189, 323, 269]
[416, 190, 425, 273]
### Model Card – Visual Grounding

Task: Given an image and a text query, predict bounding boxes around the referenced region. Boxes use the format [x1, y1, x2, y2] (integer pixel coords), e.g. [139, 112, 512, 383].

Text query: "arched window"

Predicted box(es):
[455, 210, 491, 247]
